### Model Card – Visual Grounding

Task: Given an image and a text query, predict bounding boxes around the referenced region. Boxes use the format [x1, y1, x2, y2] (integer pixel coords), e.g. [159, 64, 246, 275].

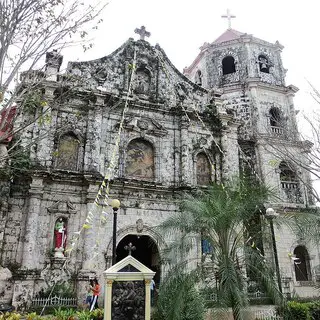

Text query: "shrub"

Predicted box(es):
[283, 301, 311, 320]
[75, 310, 91, 320]
[91, 309, 104, 320]
[0, 312, 21, 320]
[308, 301, 320, 320]
[53, 307, 75, 320]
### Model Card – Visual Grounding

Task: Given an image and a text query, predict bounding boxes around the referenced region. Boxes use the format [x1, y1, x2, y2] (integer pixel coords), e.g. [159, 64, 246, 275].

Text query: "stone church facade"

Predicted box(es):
[0, 27, 319, 308]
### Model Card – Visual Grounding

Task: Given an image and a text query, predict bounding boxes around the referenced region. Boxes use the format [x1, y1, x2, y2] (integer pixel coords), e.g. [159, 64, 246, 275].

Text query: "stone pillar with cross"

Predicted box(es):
[134, 26, 151, 41]
[221, 9, 236, 30]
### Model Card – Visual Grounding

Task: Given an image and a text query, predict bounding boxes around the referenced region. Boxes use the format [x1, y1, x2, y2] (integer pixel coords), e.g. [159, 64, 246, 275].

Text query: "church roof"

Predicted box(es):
[213, 28, 246, 44]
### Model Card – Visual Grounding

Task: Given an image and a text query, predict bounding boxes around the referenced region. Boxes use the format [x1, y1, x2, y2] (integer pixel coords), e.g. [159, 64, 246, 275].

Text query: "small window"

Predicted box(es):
[125, 139, 155, 179]
[195, 70, 202, 86]
[222, 56, 236, 75]
[294, 246, 311, 281]
[258, 55, 270, 73]
[55, 133, 80, 170]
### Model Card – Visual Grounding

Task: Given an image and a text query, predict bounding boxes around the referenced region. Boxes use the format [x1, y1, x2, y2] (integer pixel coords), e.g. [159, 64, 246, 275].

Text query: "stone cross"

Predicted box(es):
[124, 242, 136, 256]
[221, 9, 236, 30]
[134, 26, 151, 41]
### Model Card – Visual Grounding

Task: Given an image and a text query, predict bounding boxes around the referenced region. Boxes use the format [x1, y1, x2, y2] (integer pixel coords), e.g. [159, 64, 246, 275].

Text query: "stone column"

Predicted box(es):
[81, 182, 100, 271]
[21, 176, 44, 269]
[145, 279, 152, 320]
[286, 87, 299, 139]
[84, 105, 102, 172]
[220, 114, 240, 182]
[180, 115, 191, 187]
[104, 279, 113, 320]
[36, 88, 55, 167]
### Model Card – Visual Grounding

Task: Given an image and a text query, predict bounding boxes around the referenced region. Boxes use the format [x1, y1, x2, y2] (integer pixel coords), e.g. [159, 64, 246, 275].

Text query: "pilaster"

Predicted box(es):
[21, 176, 44, 269]
[84, 105, 102, 172]
[81, 182, 100, 271]
[220, 114, 240, 181]
[180, 115, 191, 187]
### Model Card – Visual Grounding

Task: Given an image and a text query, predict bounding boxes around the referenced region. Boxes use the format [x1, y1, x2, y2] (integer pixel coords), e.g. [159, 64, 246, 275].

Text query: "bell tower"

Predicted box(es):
[184, 21, 311, 207]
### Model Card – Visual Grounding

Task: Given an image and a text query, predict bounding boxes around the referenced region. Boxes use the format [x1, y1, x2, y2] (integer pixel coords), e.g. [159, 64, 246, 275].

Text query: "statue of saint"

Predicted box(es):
[54, 218, 67, 250]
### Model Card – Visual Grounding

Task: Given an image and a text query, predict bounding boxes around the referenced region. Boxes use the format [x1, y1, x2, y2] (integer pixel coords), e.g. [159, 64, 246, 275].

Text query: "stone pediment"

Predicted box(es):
[104, 255, 155, 280]
[47, 199, 77, 214]
[118, 115, 168, 137]
[66, 38, 207, 107]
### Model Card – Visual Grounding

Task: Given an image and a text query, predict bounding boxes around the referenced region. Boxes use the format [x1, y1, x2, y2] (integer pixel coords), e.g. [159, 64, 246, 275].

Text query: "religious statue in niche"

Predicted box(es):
[133, 70, 150, 95]
[112, 281, 145, 320]
[54, 217, 67, 258]
[94, 67, 108, 85]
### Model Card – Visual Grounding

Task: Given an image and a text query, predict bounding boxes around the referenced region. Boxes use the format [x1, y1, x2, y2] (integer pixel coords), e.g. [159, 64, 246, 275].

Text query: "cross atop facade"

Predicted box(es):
[134, 26, 151, 41]
[124, 242, 136, 256]
[221, 9, 236, 30]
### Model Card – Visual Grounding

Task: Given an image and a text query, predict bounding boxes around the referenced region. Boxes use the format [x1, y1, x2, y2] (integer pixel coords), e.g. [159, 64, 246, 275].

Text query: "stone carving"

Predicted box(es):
[112, 281, 145, 320]
[93, 67, 108, 84]
[137, 119, 149, 130]
[136, 219, 144, 233]
[47, 199, 77, 214]
[41, 262, 71, 287]
[119, 115, 167, 136]
[125, 139, 154, 179]
[174, 83, 188, 101]
[55, 134, 80, 171]
[133, 70, 150, 95]
[196, 153, 211, 186]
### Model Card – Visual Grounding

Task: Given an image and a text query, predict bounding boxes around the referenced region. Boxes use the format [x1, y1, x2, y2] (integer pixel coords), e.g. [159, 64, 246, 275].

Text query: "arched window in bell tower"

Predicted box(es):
[269, 107, 282, 127]
[195, 70, 202, 86]
[278, 161, 302, 203]
[293, 245, 311, 281]
[222, 56, 236, 75]
[258, 55, 270, 73]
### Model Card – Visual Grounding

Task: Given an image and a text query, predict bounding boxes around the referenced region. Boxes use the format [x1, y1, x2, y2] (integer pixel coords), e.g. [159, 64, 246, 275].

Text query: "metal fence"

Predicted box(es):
[254, 308, 281, 320]
[31, 296, 77, 307]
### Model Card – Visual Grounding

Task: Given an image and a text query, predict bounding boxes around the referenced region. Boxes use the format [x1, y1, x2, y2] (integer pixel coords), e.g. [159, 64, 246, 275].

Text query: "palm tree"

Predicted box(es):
[152, 267, 205, 320]
[158, 179, 283, 320]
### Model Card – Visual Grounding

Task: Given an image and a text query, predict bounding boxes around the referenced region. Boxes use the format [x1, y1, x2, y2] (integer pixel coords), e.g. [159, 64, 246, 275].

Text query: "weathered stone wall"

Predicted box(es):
[0, 38, 231, 308]
[1, 30, 316, 308]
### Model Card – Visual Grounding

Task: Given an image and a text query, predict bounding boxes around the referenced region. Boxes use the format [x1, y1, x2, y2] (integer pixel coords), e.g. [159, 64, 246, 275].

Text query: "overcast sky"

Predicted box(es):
[63, 0, 320, 119]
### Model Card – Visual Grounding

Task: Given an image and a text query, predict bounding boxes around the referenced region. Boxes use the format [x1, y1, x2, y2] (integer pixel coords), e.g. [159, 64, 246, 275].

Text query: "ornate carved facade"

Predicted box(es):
[0, 27, 318, 308]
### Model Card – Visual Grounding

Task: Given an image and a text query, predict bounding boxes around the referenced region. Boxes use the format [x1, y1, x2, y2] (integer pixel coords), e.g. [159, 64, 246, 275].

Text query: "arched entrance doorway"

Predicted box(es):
[116, 234, 161, 284]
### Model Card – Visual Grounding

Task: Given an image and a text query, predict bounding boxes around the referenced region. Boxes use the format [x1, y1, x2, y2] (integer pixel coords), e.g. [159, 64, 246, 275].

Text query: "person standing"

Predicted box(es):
[90, 278, 100, 311]
[84, 280, 93, 309]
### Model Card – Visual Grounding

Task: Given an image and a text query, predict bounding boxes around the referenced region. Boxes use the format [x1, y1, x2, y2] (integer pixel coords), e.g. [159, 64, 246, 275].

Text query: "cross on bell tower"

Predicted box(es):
[134, 26, 151, 41]
[221, 9, 236, 30]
